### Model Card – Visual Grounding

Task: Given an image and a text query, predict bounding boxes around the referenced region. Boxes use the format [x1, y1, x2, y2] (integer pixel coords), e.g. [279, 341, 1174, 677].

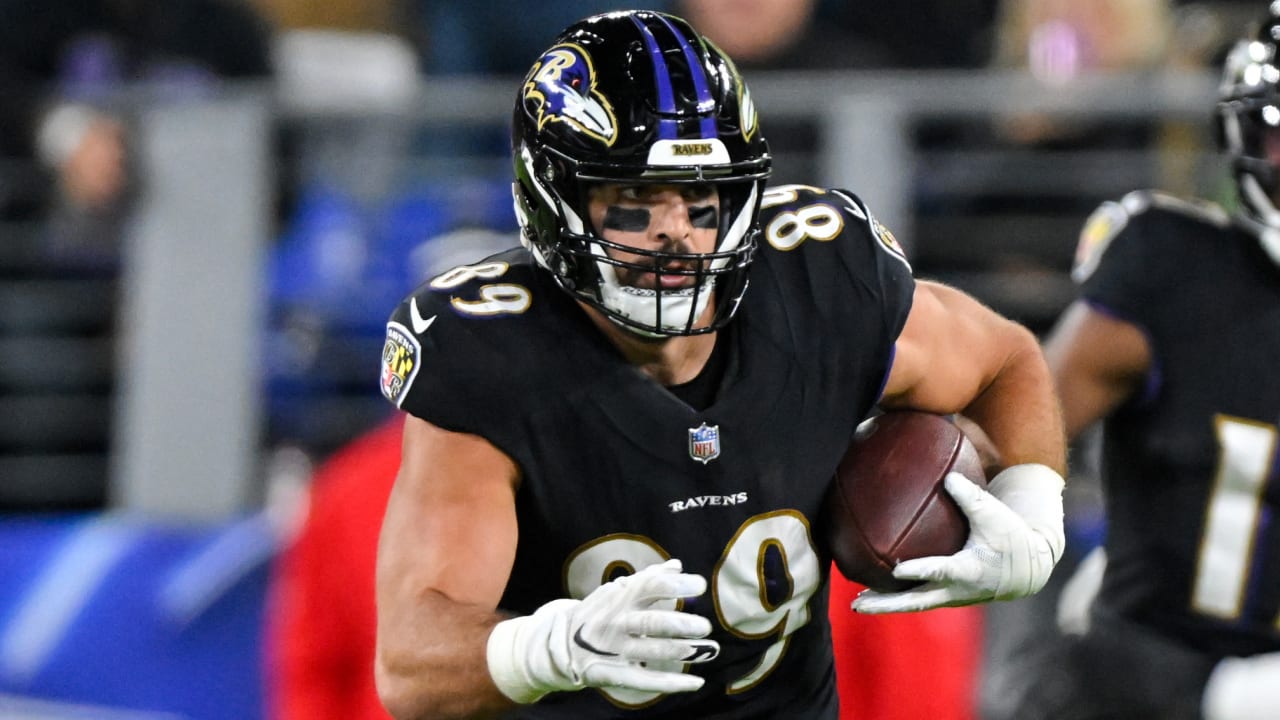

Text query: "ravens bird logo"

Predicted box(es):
[523, 43, 618, 146]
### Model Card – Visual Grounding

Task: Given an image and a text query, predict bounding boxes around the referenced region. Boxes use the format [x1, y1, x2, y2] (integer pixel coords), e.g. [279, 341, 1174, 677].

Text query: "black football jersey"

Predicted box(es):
[379, 185, 914, 718]
[1075, 190, 1280, 658]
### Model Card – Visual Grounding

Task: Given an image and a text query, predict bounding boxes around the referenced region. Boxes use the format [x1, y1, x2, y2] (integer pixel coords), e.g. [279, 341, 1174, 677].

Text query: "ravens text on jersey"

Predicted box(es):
[374, 11, 1067, 720]
[378, 184, 913, 718]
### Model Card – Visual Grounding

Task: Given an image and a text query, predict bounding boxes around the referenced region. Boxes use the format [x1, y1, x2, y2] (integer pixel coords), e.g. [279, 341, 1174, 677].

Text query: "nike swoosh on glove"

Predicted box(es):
[487, 558, 719, 703]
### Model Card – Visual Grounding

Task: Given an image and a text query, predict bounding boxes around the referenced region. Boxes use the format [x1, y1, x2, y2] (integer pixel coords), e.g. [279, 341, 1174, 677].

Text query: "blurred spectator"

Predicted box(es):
[964, 0, 1207, 328]
[991, 0, 1172, 71]
[988, 0, 1175, 145]
[0, 0, 273, 240]
[0, 0, 274, 512]
[251, 0, 424, 208]
[676, 0, 895, 70]
[271, 28, 419, 206]
[416, 1, 670, 76]
[675, 0, 895, 183]
[253, 0, 409, 36]
[909, 0, 1194, 339]
[834, 0, 1002, 69]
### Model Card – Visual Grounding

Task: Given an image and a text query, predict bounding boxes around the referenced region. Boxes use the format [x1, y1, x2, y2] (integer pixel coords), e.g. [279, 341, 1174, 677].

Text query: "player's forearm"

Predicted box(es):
[375, 590, 514, 720]
[963, 323, 1067, 476]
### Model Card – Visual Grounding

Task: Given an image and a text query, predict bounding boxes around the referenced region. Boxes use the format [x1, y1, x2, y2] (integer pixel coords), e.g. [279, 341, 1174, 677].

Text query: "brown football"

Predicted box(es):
[822, 411, 987, 593]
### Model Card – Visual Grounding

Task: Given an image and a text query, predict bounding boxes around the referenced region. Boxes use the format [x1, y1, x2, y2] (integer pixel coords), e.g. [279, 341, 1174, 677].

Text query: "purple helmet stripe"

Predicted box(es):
[653, 14, 718, 139]
[630, 15, 677, 139]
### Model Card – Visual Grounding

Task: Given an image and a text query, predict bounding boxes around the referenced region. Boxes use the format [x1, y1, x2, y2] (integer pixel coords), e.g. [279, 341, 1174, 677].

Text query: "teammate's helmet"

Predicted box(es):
[1218, 6, 1280, 246]
[511, 10, 772, 337]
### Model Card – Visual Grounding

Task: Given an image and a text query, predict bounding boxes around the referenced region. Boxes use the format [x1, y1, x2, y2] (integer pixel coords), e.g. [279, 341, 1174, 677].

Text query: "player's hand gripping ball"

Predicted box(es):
[822, 411, 988, 592]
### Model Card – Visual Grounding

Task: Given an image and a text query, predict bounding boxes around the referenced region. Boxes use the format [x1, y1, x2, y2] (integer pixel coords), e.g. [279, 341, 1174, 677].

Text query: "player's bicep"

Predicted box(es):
[377, 414, 520, 611]
[1043, 300, 1152, 440]
[880, 280, 1025, 413]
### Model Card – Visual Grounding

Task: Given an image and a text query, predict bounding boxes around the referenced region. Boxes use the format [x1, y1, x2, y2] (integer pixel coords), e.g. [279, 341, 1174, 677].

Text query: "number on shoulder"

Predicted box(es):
[429, 261, 532, 317]
[760, 185, 909, 268]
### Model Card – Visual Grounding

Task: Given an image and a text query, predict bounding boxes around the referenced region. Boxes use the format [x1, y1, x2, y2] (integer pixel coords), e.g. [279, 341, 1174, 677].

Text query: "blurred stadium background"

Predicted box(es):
[0, 0, 1256, 717]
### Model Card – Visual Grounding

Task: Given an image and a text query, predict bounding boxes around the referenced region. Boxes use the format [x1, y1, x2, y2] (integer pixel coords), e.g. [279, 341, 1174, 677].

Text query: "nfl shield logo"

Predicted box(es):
[688, 423, 721, 464]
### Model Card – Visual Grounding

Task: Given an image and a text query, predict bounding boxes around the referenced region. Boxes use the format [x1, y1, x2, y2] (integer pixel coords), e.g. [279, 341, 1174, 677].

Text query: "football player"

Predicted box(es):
[373, 10, 1067, 719]
[1008, 10, 1280, 720]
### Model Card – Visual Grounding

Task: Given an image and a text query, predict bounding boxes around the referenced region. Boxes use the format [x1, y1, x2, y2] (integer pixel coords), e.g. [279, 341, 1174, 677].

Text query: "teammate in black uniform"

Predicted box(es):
[373, 11, 1067, 720]
[1015, 11, 1280, 720]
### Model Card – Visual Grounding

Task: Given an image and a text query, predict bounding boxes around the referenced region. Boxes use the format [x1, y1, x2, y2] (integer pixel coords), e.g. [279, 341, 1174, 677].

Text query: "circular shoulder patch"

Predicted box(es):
[869, 213, 911, 269]
[1072, 200, 1130, 283]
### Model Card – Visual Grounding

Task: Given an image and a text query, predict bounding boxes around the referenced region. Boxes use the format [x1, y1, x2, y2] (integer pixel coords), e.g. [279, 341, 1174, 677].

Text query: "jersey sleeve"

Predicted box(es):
[380, 291, 461, 422]
[1071, 191, 1183, 325]
[796, 186, 915, 344]
[838, 189, 916, 344]
[374, 250, 551, 467]
[754, 184, 915, 399]
[836, 190, 915, 395]
[377, 285, 511, 438]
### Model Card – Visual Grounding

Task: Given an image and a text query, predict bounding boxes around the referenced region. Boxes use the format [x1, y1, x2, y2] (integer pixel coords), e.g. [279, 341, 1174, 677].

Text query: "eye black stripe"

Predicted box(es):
[689, 205, 718, 229]
[603, 207, 651, 232]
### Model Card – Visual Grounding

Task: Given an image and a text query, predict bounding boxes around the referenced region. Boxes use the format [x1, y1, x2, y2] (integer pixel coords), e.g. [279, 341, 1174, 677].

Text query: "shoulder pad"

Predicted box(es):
[1073, 199, 1130, 284]
[1072, 190, 1229, 283]
[862, 205, 910, 269]
[379, 253, 539, 408]
[758, 184, 910, 269]
[1113, 189, 1231, 224]
[1141, 190, 1231, 226]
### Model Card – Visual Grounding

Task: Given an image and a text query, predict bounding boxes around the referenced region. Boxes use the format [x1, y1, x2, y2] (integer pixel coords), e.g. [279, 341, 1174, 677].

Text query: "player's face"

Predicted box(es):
[587, 183, 720, 290]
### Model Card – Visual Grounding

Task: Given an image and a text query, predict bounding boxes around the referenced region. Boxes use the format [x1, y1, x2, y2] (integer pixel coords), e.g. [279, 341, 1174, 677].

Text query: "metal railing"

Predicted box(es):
[0, 68, 1224, 518]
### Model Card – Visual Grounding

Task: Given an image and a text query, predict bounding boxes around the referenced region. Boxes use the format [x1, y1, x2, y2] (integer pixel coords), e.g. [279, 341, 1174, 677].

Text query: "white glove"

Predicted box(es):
[1203, 652, 1280, 720]
[852, 463, 1065, 613]
[486, 558, 718, 704]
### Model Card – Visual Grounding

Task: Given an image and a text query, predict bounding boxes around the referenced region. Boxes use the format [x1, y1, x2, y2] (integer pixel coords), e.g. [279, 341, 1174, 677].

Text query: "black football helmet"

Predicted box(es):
[511, 10, 772, 337]
[1217, 3, 1280, 262]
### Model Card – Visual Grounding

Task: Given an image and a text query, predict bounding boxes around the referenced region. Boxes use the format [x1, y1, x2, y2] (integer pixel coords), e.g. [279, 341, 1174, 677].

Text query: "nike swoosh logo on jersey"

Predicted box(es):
[410, 298, 437, 335]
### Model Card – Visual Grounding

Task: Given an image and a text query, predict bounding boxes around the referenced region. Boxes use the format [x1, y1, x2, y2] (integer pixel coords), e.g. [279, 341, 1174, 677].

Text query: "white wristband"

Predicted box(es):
[484, 562, 715, 701]
[486, 615, 548, 705]
[1203, 653, 1280, 720]
[988, 463, 1066, 563]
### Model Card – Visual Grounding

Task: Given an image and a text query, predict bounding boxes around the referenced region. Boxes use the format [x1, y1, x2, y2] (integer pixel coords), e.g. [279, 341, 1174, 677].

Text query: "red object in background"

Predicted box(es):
[829, 564, 982, 720]
[265, 417, 404, 720]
